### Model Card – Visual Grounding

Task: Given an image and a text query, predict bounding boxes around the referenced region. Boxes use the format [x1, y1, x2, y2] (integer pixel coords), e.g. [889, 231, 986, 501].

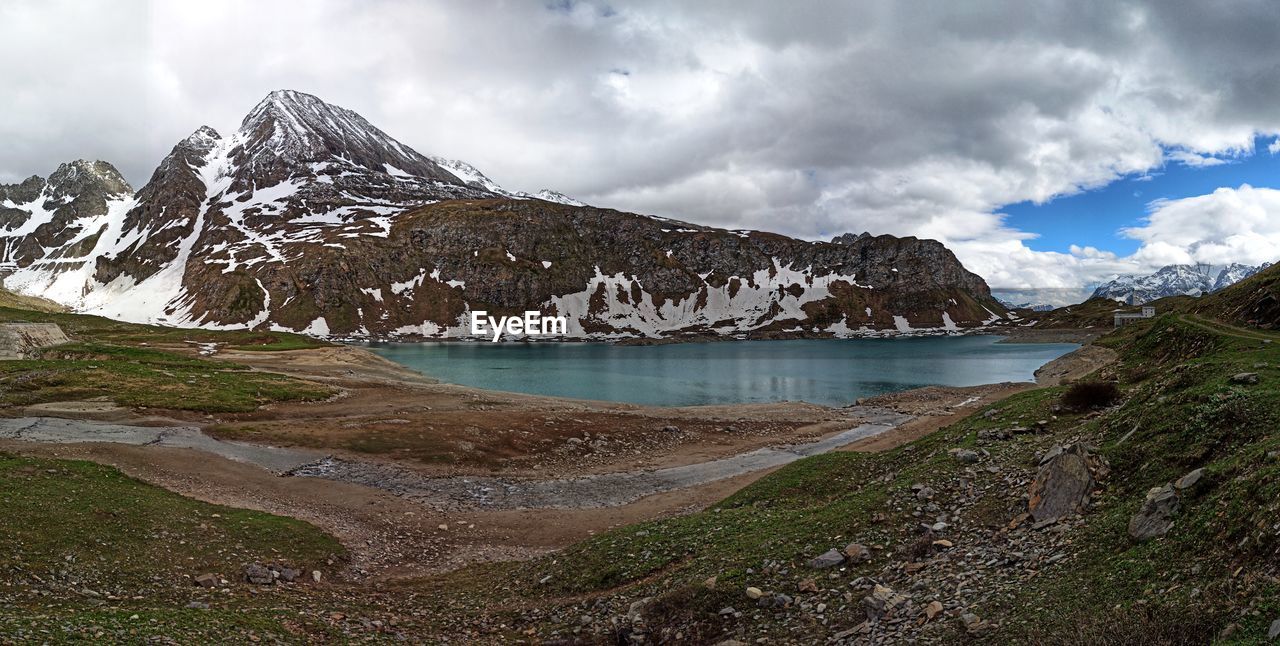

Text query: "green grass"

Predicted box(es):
[0, 306, 328, 352]
[0, 453, 351, 641]
[0, 305, 335, 413]
[0, 341, 333, 412]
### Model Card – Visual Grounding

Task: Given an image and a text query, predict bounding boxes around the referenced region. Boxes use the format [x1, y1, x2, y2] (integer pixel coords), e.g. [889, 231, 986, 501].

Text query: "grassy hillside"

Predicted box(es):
[0, 306, 328, 351]
[1031, 295, 1196, 329]
[1191, 262, 1280, 329]
[0, 453, 347, 641]
[0, 306, 334, 412]
[0, 287, 65, 313]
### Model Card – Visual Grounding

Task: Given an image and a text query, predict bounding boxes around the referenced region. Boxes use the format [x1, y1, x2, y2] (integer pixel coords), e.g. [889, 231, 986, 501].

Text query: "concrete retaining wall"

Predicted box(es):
[0, 323, 69, 359]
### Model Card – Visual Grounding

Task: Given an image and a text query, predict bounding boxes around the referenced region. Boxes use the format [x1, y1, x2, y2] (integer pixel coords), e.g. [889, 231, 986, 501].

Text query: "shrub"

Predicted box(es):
[1061, 381, 1120, 412]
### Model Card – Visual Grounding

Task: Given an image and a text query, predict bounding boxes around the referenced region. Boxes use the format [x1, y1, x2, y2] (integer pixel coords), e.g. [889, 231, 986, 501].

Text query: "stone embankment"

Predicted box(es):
[0, 322, 69, 359]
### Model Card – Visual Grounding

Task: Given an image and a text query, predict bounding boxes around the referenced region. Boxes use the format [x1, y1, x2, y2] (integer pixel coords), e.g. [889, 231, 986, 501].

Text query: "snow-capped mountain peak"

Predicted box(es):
[235, 90, 461, 188]
[527, 189, 585, 206]
[428, 157, 588, 206]
[429, 157, 510, 194]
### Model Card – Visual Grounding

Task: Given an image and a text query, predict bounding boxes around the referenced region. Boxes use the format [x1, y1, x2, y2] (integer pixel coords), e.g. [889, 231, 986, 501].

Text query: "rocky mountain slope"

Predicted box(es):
[1187, 262, 1280, 329]
[1, 90, 1004, 339]
[1093, 263, 1270, 305]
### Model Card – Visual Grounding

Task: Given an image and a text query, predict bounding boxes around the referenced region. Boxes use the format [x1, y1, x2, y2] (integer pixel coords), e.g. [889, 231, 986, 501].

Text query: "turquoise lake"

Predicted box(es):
[363, 336, 1077, 407]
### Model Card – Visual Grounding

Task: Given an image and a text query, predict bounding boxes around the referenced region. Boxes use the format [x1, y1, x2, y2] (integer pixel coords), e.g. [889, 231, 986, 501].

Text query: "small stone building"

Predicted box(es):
[1113, 306, 1156, 328]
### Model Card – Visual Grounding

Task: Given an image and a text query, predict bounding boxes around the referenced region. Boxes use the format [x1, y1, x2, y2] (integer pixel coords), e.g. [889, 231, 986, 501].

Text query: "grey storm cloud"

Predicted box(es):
[4, 0, 1280, 289]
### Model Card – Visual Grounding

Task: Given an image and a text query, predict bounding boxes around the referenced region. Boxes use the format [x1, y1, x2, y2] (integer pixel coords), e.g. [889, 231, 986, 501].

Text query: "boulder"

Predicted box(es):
[924, 600, 944, 622]
[1174, 468, 1204, 490]
[244, 563, 273, 585]
[193, 573, 219, 588]
[809, 548, 845, 569]
[1231, 372, 1260, 384]
[1028, 444, 1098, 523]
[1128, 484, 1179, 541]
[862, 584, 909, 621]
[843, 542, 871, 564]
[745, 587, 764, 600]
[950, 448, 980, 464]
[1268, 618, 1279, 641]
[960, 612, 984, 633]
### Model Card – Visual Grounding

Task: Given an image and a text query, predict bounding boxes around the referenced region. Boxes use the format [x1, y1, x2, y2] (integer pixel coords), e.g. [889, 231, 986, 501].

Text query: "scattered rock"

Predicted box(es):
[660, 425, 680, 434]
[1174, 468, 1204, 490]
[862, 584, 909, 621]
[277, 567, 302, 583]
[185, 601, 210, 610]
[808, 548, 845, 569]
[244, 564, 273, 585]
[960, 612, 983, 632]
[1268, 618, 1280, 641]
[1128, 484, 1179, 541]
[843, 542, 871, 564]
[703, 575, 717, 590]
[626, 597, 651, 621]
[1231, 372, 1259, 384]
[924, 600, 943, 622]
[745, 587, 764, 600]
[311, 570, 322, 583]
[1038, 445, 1064, 465]
[978, 428, 1012, 441]
[193, 573, 219, 588]
[757, 593, 793, 609]
[797, 578, 819, 593]
[950, 448, 980, 464]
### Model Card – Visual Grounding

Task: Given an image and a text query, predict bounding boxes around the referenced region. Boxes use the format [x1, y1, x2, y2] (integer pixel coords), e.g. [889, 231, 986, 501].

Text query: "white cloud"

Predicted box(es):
[1123, 184, 1280, 268]
[4, 0, 1280, 291]
[1165, 150, 1231, 167]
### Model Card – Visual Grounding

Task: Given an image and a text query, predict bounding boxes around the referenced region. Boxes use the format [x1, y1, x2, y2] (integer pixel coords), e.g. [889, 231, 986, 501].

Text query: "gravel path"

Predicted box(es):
[0, 410, 911, 510]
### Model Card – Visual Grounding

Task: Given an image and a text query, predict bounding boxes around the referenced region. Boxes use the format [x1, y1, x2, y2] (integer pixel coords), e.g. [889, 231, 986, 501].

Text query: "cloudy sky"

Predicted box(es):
[4, 0, 1280, 295]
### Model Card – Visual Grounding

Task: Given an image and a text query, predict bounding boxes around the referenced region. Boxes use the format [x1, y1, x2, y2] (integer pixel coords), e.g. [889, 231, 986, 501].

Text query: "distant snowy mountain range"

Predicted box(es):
[1091, 263, 1272, 305]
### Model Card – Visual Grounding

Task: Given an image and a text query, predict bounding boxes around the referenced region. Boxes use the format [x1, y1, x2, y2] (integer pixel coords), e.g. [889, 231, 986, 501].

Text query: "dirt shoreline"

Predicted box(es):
[0, 338, 1113, 577]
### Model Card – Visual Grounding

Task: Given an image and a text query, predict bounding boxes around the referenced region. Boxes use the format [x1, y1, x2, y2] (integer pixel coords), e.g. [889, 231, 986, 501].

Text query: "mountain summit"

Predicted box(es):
[1, 90, 1004, 338]
[235, 90, 463, 187]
